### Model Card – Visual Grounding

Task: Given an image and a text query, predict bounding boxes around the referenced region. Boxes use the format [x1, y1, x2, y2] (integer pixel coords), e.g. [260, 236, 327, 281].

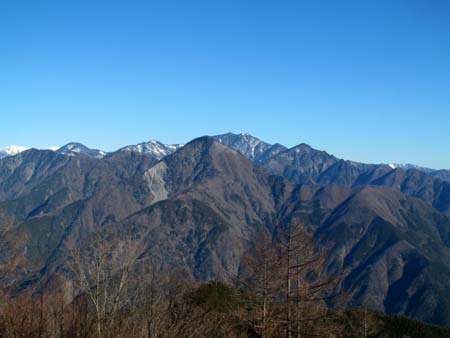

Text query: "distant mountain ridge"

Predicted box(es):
[214, 133, 450, 215]
[213, 132, 276, 161]
[3, 134, 448, 215]
[1, 134, 450, 327]
[213, 133, 447, 175]
[2, 135, 450, 218]
[0, 139, 184, 161]
[118, 140, 184, 159]
[1, 134, 447, 175]
[57, 142, 106, 159]
[0, 145, 29, 159]
[388, 162, 435, 173]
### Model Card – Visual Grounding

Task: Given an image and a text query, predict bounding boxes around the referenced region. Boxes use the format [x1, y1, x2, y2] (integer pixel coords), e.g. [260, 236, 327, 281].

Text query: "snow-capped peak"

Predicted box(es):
[0, 145, 64, 159]
[0, 145, 29, 156]
[57, 143, 106, 159]
[213, 132, 272, 161]
[119, 140, 184, 159]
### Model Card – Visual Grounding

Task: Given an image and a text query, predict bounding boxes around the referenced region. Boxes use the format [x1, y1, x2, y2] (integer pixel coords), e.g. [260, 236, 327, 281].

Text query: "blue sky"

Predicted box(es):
[1, 0, 449, 168]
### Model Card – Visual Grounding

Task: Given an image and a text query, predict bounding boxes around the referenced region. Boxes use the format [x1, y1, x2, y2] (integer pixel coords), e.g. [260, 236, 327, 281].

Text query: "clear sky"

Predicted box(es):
[1, 0, 449, 169]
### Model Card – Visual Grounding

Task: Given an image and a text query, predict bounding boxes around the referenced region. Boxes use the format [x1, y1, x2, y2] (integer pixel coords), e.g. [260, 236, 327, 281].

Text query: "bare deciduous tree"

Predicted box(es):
[240, 231, 284, 338]
[278, 219, 342, 338]
[66, 232, 145, 337]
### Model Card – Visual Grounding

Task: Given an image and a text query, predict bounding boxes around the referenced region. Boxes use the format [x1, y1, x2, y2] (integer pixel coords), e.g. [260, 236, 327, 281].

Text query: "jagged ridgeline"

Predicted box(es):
[1, 133, 450, 334]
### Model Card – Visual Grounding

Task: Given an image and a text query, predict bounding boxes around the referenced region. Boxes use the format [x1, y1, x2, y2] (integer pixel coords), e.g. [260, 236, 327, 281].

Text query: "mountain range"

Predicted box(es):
[1, 133, 450, 326]
[2, 134, 448, 178]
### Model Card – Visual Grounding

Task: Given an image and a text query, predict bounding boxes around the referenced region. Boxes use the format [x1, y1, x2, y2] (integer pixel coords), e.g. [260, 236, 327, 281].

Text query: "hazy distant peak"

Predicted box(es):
[0, 145, 29, 159]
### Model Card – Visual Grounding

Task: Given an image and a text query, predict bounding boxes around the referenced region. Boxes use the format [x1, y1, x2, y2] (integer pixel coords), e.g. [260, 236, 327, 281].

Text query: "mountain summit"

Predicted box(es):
[119, 140, 184, 159]
[57, 142, 106, 158]
[0, 145, 29, 158]
[213, 132, 273, 161]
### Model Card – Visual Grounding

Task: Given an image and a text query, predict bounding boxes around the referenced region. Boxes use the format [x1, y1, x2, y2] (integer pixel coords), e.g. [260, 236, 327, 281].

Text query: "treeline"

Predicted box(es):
[0, 279, 246, 338]
[1, 221, 450, 337]
[2, 281, 450, 338]
[0, 221, 343, 337]
[0, 278, 333, 338]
